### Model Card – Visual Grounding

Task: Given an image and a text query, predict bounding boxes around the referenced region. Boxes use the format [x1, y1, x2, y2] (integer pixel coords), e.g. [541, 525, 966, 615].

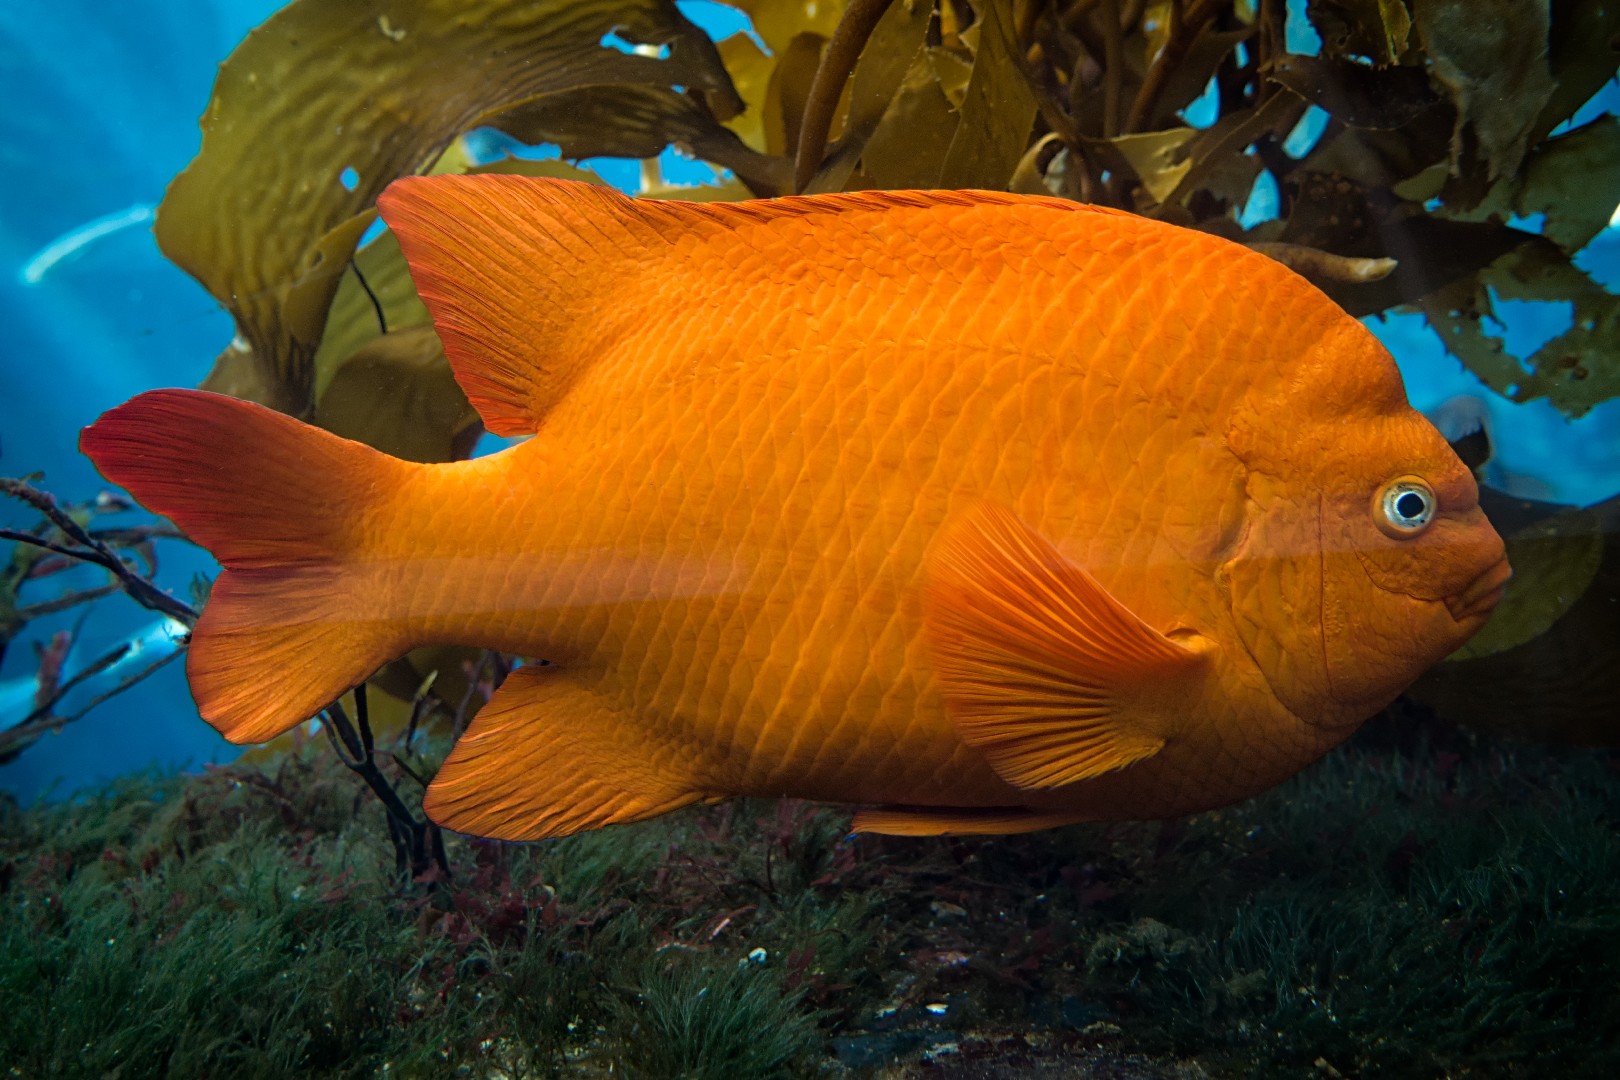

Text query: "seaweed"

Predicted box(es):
[3, 713, 1615, 1076]
[151, 0, 1618, 441]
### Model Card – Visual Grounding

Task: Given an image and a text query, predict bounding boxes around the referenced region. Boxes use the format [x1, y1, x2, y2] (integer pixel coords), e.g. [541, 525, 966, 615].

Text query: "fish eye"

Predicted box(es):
[1374, 477, 1436, 538]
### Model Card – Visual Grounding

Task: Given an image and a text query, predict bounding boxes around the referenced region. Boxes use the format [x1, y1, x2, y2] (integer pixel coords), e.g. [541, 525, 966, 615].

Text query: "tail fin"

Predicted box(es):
[81, 389, 412, 743]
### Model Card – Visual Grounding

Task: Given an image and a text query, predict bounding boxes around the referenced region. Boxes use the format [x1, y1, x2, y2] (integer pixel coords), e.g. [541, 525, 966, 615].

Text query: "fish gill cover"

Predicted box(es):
[2, 1, 1619, 1074]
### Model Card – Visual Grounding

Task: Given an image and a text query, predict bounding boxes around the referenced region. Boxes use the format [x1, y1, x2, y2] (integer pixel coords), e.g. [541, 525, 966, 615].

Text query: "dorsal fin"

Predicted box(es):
[378, 176, 1120, 435]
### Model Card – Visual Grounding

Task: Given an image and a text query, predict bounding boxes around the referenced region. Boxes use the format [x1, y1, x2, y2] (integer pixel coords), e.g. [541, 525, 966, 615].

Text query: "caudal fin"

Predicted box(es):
[81, 389, 412, 743]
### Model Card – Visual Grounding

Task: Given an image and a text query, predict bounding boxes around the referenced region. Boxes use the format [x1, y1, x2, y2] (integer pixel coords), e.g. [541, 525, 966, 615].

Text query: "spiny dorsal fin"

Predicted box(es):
[378, 176, 1125, 435]
[924, 502, 1212, 789]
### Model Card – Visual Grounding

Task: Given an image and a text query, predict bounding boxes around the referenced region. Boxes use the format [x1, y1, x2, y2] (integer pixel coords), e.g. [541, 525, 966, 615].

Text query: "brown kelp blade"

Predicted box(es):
[158, 0, 738, 416]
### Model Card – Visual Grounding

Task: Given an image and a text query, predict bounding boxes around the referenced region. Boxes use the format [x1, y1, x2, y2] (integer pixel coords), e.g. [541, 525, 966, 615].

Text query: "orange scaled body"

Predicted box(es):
[82, 178, 1508, 840]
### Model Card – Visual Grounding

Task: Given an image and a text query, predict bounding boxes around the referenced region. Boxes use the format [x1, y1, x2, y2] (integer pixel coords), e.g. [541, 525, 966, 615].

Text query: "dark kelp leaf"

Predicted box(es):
[159, 0, 737, 415]
[1277, 170, 1380, 252]
[1162, 92, 1306, 208]
[1538, 0, 1620, 142]
[1298, 103, 1459, 193]
[492, 85, 785, 195]
[1307, 0, 1414, 65]
[856, 47, 962, 190]
[313, 326, 479, 464]
[1412, 0, 1556, 181]
[716, 30, 778, 153]
[1424, 115, 1620, 257]
[1192, 150, 1265, 213]
[1311, 212, 1535, 317]
[1417, 241, 1620, 416]
[938, 1, 1039, 190]
[1139, 28, 1251, 132]
[1507, 115, 1620, 255]
[1270, 54, 1444, 130]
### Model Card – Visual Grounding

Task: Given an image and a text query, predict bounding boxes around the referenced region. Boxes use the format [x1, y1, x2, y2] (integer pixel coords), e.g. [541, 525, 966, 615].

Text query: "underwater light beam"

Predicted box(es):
[18, 203, 155, 286]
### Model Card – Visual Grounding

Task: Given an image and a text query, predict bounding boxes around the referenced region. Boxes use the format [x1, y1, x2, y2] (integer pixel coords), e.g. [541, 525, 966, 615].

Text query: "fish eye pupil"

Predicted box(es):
[1395, 491, 1427, 521]
[1375, 478, 1436, 538]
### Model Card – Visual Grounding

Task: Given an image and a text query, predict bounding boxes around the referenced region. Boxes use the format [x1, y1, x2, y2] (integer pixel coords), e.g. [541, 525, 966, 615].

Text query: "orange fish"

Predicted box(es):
[81, 178, 1509, 840]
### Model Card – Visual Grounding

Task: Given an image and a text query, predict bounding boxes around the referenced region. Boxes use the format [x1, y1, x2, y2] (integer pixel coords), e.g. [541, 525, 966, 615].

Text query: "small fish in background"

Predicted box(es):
[1428, 394, 1494, 476]
[81, 178, 1508, 840]
[0, 616, 189, 754]
[0, 632, 79, 730]
[1425, 392, 1565, 504]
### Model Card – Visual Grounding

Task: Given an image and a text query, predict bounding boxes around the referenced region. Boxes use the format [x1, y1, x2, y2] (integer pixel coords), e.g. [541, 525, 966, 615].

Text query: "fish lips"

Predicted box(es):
[1445, 555, 1513, 626]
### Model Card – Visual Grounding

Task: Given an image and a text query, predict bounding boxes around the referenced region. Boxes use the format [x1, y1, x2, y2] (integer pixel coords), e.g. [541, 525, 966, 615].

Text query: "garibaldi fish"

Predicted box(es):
[82, 177, 1510, 839]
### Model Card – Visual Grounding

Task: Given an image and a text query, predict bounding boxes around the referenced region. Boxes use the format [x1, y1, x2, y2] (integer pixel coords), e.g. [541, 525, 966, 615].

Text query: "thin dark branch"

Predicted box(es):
[355, 680, 376, 759]
[0, 529, 90, 565]
[403, 671, 439, 749]
[323, 698, 366, 764]
[3, 479, 109, 554]
[452, 653, 492, 739]
[1256, 0, 1285, 104]
[16, 638, 134, 729]
[322, 689, 450, 884]
[1, 479, 198, 625]
[16, 583, 123, 621]
[1101, 0, 1124, 138]
[1125, 0, 1227, 133]
[58, 647, 184, 726]
[349, 261, 389, 336]
[1013, 16, 1083, 151]
[793, 0, 897, 193]
[390, 751, 430, 789]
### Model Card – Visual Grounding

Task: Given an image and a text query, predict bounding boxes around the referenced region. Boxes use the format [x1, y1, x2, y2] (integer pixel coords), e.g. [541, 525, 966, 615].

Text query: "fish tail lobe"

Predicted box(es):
[80, 389, 411, 743]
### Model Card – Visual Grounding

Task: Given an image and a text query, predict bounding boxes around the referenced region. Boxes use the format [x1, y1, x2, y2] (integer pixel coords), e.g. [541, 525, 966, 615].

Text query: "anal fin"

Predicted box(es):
[851, 805, 1093, 837]
[424, 666, 708, 841]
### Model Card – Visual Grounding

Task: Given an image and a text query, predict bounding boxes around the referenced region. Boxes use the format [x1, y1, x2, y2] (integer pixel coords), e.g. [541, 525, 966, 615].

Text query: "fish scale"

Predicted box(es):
[79, 178, 1508, 839]
[544, 214, 1171, 798]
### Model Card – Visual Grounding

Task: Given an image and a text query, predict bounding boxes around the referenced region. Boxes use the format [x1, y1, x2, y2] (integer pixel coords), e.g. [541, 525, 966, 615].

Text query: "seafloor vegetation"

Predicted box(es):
[6, 705, 1617, 1079]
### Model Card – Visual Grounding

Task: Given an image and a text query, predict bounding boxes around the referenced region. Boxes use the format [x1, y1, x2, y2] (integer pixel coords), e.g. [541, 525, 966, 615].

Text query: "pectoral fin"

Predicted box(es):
[424, 666, 708, 841]
[924, 502, 1209, 790]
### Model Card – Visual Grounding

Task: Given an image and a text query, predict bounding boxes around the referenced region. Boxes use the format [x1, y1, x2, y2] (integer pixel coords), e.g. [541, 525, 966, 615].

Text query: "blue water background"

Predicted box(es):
[1, 2, 1616, 802]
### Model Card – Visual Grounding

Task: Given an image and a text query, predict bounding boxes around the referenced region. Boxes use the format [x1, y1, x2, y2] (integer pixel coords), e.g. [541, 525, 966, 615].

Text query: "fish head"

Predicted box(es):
[1224, 321, 1509, 727]
[1314, 407, 1510, 714]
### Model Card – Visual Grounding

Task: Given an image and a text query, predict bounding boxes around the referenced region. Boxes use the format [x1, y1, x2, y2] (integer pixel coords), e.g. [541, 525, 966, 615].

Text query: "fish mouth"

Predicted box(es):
[1444, 556, 1512, 625]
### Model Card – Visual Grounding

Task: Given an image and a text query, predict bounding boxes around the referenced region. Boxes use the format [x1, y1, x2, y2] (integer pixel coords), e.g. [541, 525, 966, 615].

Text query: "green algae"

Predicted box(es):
[3, 710, 1617, 1078]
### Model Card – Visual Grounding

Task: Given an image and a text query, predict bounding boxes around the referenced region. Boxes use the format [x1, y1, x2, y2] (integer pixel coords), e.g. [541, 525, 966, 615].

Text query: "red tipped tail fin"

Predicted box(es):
[81, 389, 411, 743]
